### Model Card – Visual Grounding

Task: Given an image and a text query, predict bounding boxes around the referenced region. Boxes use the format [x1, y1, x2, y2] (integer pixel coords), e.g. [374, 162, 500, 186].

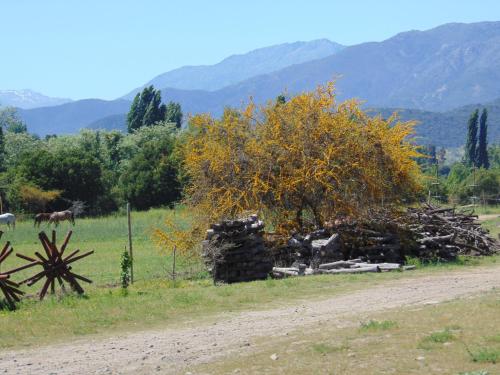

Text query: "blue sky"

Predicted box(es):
[2, 0, 500, 100]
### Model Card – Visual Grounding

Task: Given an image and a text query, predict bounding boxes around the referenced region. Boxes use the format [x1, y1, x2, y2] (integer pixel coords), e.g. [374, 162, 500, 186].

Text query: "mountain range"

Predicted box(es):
[123, 39, 344, 98]
[8, 21, 500, 146]
[15, 39, 348, 135]
[17, 99, 130, 136]
[0, 89, 72, 109]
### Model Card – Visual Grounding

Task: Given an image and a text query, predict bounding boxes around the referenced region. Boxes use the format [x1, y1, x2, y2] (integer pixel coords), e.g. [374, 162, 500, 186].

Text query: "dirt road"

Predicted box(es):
[2, 266, 500, 374]
[478, 213, 499, 221]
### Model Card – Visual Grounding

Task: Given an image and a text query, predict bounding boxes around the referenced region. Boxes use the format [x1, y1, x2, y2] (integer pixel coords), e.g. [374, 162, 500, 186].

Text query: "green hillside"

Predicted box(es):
[371, 98, 500, 148]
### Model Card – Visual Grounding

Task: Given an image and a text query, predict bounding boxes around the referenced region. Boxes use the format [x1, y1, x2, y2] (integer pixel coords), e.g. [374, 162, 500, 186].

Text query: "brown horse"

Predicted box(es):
[48, 210, 75, 226]
[34, 212, 52, 227]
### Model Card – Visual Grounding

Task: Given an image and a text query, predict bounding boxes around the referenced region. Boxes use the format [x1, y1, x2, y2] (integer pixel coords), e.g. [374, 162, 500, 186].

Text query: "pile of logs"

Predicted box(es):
[405, 205, 497, 260]
[269, 204, 498, 271]
[286, 230, 342, 268]
[202, 205, 497, 282]
[202, 215, 273, 283]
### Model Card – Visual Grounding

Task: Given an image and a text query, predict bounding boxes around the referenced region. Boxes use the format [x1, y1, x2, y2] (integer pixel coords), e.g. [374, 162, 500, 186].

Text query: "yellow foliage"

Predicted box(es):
[177, 82, 423, 235]
[19, 184, 61, 212]
[152, 208, 209, 258]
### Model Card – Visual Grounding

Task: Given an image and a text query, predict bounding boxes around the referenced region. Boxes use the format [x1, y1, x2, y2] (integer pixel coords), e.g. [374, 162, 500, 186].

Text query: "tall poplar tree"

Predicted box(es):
[126, 86, 167, 132]
[165, 102, 183, 128]
[143, 90, 166, 126]
[465, 109, 479, 166]
[477, 108, 490, 169]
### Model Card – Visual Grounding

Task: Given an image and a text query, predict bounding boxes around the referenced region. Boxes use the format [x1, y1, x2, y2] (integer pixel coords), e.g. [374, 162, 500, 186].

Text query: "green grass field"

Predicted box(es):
[0, 208, 195, 287]
[0, 206, 498, 350]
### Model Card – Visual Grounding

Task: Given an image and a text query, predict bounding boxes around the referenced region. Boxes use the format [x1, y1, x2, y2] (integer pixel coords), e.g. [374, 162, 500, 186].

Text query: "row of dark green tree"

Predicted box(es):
[0, 87, 498, 216]
[127, 85, 182, 132]
[0, 87, 183, 215]
[423, 108, 499, 205]
[465, 108, 490, 168]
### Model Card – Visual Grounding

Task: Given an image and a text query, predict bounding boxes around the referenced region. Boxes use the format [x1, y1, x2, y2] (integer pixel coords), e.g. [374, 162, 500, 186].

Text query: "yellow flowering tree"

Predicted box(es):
[176, 82, 422, 234]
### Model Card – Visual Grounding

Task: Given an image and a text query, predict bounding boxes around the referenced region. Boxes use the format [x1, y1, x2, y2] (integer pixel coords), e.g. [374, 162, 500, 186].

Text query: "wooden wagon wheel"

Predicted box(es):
[14, 230, 94, 300]
[0, 232, 25, 308]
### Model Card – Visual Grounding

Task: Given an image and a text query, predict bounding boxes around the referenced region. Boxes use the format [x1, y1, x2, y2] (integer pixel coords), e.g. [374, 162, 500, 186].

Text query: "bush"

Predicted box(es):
[18, 183, 61, 213]
[447, 165, 500, 204]
[120, 249, 132, 289]
[16, 148, 107, 213]
[180, 82, 423, 234]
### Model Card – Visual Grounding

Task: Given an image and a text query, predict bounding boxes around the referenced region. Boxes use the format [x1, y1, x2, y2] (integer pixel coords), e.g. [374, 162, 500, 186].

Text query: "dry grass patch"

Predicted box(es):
[194, 290, 500, 375]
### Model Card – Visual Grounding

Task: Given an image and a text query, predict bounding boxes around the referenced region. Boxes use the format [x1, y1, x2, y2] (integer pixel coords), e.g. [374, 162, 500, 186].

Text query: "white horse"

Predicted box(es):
[0, 213, 16, 229]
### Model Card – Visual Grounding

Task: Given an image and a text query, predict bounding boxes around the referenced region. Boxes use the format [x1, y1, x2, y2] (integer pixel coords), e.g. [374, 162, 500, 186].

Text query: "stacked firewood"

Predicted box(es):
[286, 230, 343, 268]
[269, 204, 498, 271]
[270, 219, 406, 267]
[331, 219, 406, 264]
[202, 205, 497, 282]
[202, 215, 273, 283]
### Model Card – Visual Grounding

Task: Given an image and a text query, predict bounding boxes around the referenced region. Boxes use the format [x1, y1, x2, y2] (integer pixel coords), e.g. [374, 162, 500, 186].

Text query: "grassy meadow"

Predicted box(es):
[0, 208, 195, 286]
[0, 206, 498, 350]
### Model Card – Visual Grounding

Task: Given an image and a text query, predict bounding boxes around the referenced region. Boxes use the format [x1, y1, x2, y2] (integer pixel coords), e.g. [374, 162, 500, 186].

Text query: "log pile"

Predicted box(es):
[202, 215, 273, 283]
[286, 230, 343, 268]
[269, 204, 498, 269]
[405, 205, 497, 261]
[202, 205, 497, 282]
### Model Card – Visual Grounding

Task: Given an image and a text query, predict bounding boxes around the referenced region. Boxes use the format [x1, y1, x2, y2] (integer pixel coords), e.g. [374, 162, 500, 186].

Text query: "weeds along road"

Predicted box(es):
[2, 265, 500, 375]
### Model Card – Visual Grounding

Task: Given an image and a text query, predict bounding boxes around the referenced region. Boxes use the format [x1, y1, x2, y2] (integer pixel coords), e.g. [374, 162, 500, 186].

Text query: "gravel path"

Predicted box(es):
[2, 266, 500, 374]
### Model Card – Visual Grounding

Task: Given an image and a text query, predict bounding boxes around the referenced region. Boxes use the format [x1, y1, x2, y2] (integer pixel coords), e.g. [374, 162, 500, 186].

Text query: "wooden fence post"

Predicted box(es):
[127, 202, 134, 284]
[172, 245, 177, 282]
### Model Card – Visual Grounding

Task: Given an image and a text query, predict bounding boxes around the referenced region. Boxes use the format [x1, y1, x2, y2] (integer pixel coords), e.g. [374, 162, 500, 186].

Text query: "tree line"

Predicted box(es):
[0, 86, 183, 215]
[0, 84, 498, 217]
[421, 107, 499, 205]
[465, 108, 490, 168]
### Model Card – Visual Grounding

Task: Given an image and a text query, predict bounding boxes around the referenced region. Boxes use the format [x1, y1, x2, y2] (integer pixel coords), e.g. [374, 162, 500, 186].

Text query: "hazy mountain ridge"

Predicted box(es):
[191, 21, 500, 112]
[85, 97, 500, 148]
[14, 21, 500, 145]
[123, 39, 345, 99]
[18, 99, 130, 135]
[0, 89, 72, 109]
[20, 95, 499, 149]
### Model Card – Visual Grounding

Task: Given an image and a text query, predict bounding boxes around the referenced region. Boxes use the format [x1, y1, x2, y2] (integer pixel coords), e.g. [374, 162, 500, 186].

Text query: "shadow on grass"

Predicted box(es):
[0, 298, 16, 311]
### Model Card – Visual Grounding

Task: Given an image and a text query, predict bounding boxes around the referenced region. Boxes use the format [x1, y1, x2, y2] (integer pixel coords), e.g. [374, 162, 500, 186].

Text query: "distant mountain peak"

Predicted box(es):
[122, 39, 345, 98]
[0, 89, 72, 109]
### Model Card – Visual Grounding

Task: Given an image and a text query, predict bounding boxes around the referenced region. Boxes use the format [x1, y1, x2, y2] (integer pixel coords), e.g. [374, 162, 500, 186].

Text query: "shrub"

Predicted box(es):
[180, 82, 422, 234]
[120, 249, 132, 290]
